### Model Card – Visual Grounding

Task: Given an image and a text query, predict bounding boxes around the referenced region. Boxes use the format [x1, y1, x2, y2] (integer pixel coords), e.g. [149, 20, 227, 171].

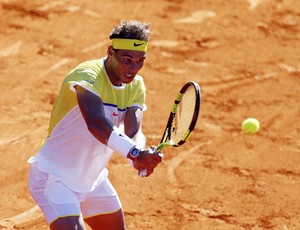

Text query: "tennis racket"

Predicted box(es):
[139, 81, 201, 177]
[156, 81, 201, 152]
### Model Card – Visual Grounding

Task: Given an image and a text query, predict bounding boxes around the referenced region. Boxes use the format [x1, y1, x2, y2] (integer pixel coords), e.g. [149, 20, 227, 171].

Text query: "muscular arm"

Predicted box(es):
[75, 85, 114, 144]
[124, 106, 143, 138]
[76, 85, 143, 143]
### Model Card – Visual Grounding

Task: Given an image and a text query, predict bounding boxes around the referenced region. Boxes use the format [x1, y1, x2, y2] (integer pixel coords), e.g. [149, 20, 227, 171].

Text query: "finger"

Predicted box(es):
[145, 168, 153, 177]
[133, 162, 143, 171]
[152, 153, 163, 162]
[149, 145, 157, 152]
[138, 167, 154, 177]
[138, 169, 147, 177]
[150, 146, 164, 157]
[158, 152, 164, 158]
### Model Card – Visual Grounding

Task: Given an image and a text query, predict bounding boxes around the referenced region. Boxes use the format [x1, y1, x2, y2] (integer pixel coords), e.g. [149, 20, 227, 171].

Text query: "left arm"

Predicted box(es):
[125, 106, 156, 177]
[124, 106, 143, 138]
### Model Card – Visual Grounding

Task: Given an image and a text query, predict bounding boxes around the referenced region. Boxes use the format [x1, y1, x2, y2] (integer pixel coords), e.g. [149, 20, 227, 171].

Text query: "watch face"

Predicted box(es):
[131, 148, 140, 157]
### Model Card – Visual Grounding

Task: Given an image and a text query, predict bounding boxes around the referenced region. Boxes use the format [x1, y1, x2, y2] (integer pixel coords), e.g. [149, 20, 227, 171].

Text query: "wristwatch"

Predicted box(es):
[127, 146, 141, 161]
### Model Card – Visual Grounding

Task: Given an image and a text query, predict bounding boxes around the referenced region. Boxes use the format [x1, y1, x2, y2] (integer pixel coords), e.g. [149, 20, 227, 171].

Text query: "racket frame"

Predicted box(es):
[157, 81, 201, 152]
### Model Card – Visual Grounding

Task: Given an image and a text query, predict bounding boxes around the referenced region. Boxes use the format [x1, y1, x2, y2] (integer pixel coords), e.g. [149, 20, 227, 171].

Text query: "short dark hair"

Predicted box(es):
[109, 20, 151, 42]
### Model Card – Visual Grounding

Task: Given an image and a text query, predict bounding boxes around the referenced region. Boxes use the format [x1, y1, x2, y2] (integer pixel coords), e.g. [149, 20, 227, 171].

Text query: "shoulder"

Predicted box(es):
[65, 58, 105, 81]
[76, 58, 105, 73]
[131, 75, 145, 87]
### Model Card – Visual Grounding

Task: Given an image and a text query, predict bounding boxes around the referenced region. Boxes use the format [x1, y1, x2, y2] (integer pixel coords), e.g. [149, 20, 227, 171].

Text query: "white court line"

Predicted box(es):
[82, 41, 106, 53]
[0, 126, 47, 146]
[167, 141, 211, 184]
[0, 41, 22, 57]
[44, 58, 70, 75]
[43, 42, 106, 75]
[248, 0, 269, 10]
[0, 205, 43, 228]
[174, 10, 216, 24]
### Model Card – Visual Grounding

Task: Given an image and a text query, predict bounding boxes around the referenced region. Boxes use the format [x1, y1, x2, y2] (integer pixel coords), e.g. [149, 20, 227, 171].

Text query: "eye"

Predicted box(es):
[139, 58, 145, 63]
[122, 58, 132, 64]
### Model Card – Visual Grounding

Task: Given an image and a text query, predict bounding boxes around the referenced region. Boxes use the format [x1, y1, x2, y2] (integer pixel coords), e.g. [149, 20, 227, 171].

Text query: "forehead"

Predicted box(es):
[116, 49, 146, 58]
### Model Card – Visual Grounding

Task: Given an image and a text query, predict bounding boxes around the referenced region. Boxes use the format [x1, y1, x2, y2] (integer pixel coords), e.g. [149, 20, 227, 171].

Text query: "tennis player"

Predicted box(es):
[28, 20, 162, 230]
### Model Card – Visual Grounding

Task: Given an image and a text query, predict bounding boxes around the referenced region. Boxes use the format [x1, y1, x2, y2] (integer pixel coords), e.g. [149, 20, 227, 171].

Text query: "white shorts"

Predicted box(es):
[28, 164, 122, 225]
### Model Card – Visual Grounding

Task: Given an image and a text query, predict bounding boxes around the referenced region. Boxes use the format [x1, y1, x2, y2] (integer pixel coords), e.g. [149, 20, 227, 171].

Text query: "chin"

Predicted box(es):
[122, 78, 134, 84]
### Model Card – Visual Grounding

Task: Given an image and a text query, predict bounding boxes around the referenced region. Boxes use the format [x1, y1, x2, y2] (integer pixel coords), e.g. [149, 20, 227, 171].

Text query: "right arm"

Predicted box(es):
[75, 85, 113, 144]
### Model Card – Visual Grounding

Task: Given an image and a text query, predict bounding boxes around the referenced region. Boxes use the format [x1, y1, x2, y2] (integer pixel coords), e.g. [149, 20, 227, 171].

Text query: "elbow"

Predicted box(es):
[86, 120, 109, 144]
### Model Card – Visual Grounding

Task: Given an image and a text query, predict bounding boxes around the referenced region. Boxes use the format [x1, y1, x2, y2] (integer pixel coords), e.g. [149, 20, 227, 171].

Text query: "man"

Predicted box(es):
[28, 20, 162, 230]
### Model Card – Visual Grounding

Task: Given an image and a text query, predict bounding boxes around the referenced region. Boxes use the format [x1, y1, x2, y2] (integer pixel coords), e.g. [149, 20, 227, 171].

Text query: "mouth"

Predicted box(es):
[125, 73, 135, 79]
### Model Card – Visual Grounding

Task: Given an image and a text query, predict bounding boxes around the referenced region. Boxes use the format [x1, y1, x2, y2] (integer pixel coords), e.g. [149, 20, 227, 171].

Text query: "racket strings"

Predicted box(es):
[171, 88, 196, 143]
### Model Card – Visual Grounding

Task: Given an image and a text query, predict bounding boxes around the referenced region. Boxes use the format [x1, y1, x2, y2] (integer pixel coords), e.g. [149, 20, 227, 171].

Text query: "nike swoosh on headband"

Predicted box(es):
[133, 42, 144, 46]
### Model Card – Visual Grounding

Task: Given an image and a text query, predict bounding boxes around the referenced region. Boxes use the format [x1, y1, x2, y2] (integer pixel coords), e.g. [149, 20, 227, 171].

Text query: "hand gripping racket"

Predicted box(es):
[139, 81, 201, 177]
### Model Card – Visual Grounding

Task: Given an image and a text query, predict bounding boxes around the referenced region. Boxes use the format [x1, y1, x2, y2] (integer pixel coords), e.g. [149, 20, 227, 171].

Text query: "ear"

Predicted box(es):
[107, 46, 114, 56]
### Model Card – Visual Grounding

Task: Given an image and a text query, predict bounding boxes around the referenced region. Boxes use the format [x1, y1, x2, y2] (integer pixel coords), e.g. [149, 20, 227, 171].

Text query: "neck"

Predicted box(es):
[104, 57, 122, 86]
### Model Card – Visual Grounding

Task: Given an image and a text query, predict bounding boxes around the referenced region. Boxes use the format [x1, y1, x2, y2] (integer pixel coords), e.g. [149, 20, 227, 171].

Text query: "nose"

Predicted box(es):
[129, 62, 143, 72]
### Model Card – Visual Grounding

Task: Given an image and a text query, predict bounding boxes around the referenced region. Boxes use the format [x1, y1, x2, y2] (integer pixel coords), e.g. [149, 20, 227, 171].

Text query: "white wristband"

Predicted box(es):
[107, 127, 136, 158]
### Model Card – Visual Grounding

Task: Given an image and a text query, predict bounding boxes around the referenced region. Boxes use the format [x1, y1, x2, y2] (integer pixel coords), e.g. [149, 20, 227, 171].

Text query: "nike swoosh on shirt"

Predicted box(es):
[113, 112, 118, 116]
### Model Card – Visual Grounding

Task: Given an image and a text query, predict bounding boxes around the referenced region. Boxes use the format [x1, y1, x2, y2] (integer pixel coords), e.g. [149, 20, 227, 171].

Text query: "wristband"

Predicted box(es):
[107, 127, 136, 158]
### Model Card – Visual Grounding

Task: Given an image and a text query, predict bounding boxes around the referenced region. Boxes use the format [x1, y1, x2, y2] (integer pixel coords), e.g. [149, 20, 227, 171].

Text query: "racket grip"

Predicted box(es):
[138, 169, 147, 177]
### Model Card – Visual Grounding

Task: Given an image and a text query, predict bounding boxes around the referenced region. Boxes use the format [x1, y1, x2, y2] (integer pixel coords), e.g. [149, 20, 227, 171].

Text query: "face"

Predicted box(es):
[107, 47, 146, 86]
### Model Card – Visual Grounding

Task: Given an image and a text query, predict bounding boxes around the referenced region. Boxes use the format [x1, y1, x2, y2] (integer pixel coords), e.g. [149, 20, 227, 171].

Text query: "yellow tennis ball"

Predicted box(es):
[242, 118, 260, 134]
